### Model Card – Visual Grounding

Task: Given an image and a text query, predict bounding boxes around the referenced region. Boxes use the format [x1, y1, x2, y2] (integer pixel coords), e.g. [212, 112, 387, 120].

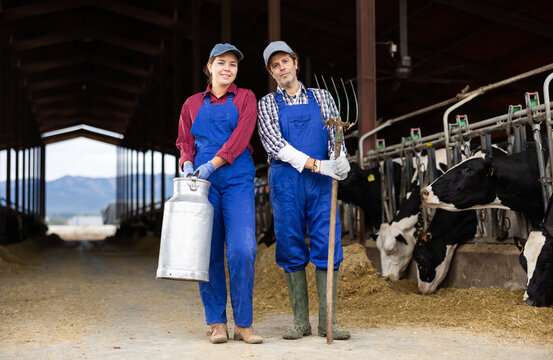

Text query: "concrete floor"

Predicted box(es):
[1, 240, 552, 360]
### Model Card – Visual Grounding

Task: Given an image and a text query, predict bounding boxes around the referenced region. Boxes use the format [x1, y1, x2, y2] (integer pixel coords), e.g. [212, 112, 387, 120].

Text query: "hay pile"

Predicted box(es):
[0, 234, 64, 275]
[253, 243, 553, 342]
[253, 243, 388, 315]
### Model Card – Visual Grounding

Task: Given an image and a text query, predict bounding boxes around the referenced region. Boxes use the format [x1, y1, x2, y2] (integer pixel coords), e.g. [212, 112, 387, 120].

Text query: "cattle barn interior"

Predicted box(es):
[1, 0, 553, 356]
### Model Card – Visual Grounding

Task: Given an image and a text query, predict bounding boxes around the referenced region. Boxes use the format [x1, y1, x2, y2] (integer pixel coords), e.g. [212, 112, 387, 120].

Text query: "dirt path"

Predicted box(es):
[1, 241, 552, 360]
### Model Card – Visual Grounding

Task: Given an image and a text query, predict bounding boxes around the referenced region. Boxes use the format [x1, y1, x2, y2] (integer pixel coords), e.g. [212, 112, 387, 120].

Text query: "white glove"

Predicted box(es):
[318, 156, 350, 181]
[335, 155, 350, 179]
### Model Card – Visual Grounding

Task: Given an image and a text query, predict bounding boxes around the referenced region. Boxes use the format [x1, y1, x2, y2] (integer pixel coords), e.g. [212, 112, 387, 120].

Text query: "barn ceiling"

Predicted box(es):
[0, 0, 552, 164]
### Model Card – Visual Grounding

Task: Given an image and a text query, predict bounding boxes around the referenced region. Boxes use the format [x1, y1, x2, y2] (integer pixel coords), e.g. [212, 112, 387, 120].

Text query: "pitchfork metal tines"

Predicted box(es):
[313, 75, 359, 133]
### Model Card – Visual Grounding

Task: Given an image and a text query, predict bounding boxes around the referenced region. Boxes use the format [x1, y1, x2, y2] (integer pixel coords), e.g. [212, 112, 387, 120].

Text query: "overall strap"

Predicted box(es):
[274, 91, 285, 108]
[203, 92, 211, 105]
[305, 88, 317, 103]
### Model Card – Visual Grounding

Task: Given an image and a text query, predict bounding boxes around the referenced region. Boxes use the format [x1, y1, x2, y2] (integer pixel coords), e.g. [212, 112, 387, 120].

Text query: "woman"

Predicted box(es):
[176, 43, 261, 344]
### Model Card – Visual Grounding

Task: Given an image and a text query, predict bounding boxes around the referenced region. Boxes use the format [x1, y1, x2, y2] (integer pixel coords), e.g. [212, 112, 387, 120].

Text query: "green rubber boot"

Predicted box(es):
[315, 270, 351, 340]
[283, 270, 312, 339]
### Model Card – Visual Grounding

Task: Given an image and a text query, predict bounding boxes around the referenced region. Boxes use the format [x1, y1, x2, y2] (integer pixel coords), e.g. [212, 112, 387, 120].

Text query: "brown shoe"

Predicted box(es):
[233, 326, 263, 344]
[207, 323, 228, 344]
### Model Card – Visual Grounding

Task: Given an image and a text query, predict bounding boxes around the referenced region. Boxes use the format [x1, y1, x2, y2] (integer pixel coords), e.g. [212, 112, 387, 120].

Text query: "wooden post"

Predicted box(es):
[356, 0, 377, 243]
[192, 0, 201, 93]
[267, 0, 280, 93]
[356, 0, 377, 156]
[221, 0, 231, 42]
[40, 145, 45, 218]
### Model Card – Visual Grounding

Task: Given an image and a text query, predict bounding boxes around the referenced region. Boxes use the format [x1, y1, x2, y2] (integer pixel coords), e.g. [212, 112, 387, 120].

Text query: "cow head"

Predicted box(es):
[515, 232, 553, 307]
[413, 234, 458, 295]
[338, 162, 382, 229]
[376, 217, 417, 281]
[421, 157, 497, 211]
[413, 209, 477, 295]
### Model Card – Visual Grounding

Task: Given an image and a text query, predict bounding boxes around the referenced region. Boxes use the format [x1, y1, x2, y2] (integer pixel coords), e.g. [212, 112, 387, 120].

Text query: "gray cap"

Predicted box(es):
[263, 41, 294, 65]
[209, 43, 244, 61]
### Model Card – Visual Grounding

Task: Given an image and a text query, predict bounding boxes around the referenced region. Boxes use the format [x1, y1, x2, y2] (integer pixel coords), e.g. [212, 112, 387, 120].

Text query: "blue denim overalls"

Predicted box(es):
[269, 89, 343, 273]
[190, 91, 256, 327]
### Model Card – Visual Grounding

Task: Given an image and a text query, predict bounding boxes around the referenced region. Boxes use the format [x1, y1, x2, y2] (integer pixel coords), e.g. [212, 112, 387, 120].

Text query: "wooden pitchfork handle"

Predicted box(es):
[326, 124, 343, 344]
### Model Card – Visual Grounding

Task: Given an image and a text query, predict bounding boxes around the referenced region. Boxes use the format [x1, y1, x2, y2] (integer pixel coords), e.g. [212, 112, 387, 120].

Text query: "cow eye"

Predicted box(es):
[463, 167, 471, 173]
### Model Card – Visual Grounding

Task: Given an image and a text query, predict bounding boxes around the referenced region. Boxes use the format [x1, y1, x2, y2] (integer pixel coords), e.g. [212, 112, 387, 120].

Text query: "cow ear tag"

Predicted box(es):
[517, 239, 524, 253]
[367, 174, 376, 182]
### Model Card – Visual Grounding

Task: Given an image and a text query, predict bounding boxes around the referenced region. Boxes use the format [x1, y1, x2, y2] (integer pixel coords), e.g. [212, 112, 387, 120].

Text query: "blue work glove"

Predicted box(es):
[195, 161, 215, 180]
[182, 163, 194, 177]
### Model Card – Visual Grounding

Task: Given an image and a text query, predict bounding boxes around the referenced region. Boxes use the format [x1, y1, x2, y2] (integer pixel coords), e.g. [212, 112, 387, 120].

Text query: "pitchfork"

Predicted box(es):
[314, 74, 358, 344]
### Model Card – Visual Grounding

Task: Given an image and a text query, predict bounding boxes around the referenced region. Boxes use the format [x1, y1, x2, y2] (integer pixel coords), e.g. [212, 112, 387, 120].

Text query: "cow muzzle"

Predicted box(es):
[421, 186, 439, 205]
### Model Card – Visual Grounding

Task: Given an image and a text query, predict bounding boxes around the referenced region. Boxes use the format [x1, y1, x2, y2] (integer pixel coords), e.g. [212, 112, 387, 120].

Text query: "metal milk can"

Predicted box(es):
[156, 176, 214, 282]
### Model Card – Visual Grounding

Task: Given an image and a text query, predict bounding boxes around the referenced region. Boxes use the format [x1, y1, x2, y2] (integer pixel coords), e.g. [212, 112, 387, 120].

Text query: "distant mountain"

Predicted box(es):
[0, 174, 174, 219]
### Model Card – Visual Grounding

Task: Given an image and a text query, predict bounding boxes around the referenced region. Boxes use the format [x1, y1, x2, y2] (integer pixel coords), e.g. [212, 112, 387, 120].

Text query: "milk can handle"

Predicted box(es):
[188, 173, 200, 191]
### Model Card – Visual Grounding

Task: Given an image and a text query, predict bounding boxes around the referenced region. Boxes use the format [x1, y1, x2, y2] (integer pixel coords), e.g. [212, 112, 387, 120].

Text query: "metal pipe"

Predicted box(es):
[544, 72, 553, 196]
[358, 63, 553, 167]
[443, 93, 481, 167]
[362, 102, 551, 162]
[358, 96, 460, 165]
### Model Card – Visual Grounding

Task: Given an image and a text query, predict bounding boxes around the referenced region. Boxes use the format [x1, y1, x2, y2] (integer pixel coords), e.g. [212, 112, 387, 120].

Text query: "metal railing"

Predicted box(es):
[354, 71, 553, 243]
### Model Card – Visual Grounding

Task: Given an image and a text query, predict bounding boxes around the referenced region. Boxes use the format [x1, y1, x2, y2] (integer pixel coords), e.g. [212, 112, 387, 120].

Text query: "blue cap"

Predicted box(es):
[263, 41, 294, 65]
[209, 43, 244, 61]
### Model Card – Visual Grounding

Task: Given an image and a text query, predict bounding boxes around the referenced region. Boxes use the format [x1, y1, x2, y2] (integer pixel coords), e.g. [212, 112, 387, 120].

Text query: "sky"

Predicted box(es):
[0, 137, 178, 182]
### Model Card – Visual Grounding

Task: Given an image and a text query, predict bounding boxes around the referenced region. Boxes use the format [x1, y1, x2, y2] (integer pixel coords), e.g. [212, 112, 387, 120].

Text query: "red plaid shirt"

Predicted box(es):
[176, 83, 257, 169]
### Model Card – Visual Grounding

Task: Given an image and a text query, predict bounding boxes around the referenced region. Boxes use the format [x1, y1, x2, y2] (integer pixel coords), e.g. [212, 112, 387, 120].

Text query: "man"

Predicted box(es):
[257, 41, 351, 340]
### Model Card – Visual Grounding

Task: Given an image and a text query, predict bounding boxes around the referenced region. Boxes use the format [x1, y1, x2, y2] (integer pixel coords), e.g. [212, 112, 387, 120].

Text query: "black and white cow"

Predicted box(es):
[375, 148, 453, 281]
[338, 161, 403, 230]
[413, 209, 478, 294]
[376, 181, 420, 280]
[422, 149, 545, 222]
[514, 196, 553, 307]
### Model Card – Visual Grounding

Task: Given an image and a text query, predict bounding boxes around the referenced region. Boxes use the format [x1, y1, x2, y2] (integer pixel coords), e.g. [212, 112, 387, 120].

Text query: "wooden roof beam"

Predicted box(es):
[26, 76, 145, 94]
[94, 0, 175, 28]
[39, 118, 127, 134]
[12, 28, 163, 56]
[42, 128, 121, 146]
[1, 0, 174, 28]
[33, 94, 137, 108]
[435, 0, 553, 41]
[36, 108, 130, 121]
[0, 0, 89, 22]
[20, 55, 152, 77]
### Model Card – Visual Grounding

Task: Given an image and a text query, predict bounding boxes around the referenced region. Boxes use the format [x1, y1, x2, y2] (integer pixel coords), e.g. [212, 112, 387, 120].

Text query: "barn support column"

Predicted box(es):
[40, 144, 45, 218]
[6, 148, 11, 209]
[31, 147, 35, 214]
[150, 150, 155, 213]
[125, 147, 129, 219]
[267, 0, 280, 93]
[161, 152, 166, 203]
[221, 0, 231, 42]
[119, 147, 123, 219]
[142, 151, 146, 214]
[135, 149, 139, 217]
[129, 149, 134, 217]
[26, 148, 30, 213]
[33, 147, 37, 216]
[15, 149, 19, 211]
[22, 148, 26, 213]
[192, 0, 201, 93]
[356, 0, 377, 156]
[356, 0, 377, 242]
